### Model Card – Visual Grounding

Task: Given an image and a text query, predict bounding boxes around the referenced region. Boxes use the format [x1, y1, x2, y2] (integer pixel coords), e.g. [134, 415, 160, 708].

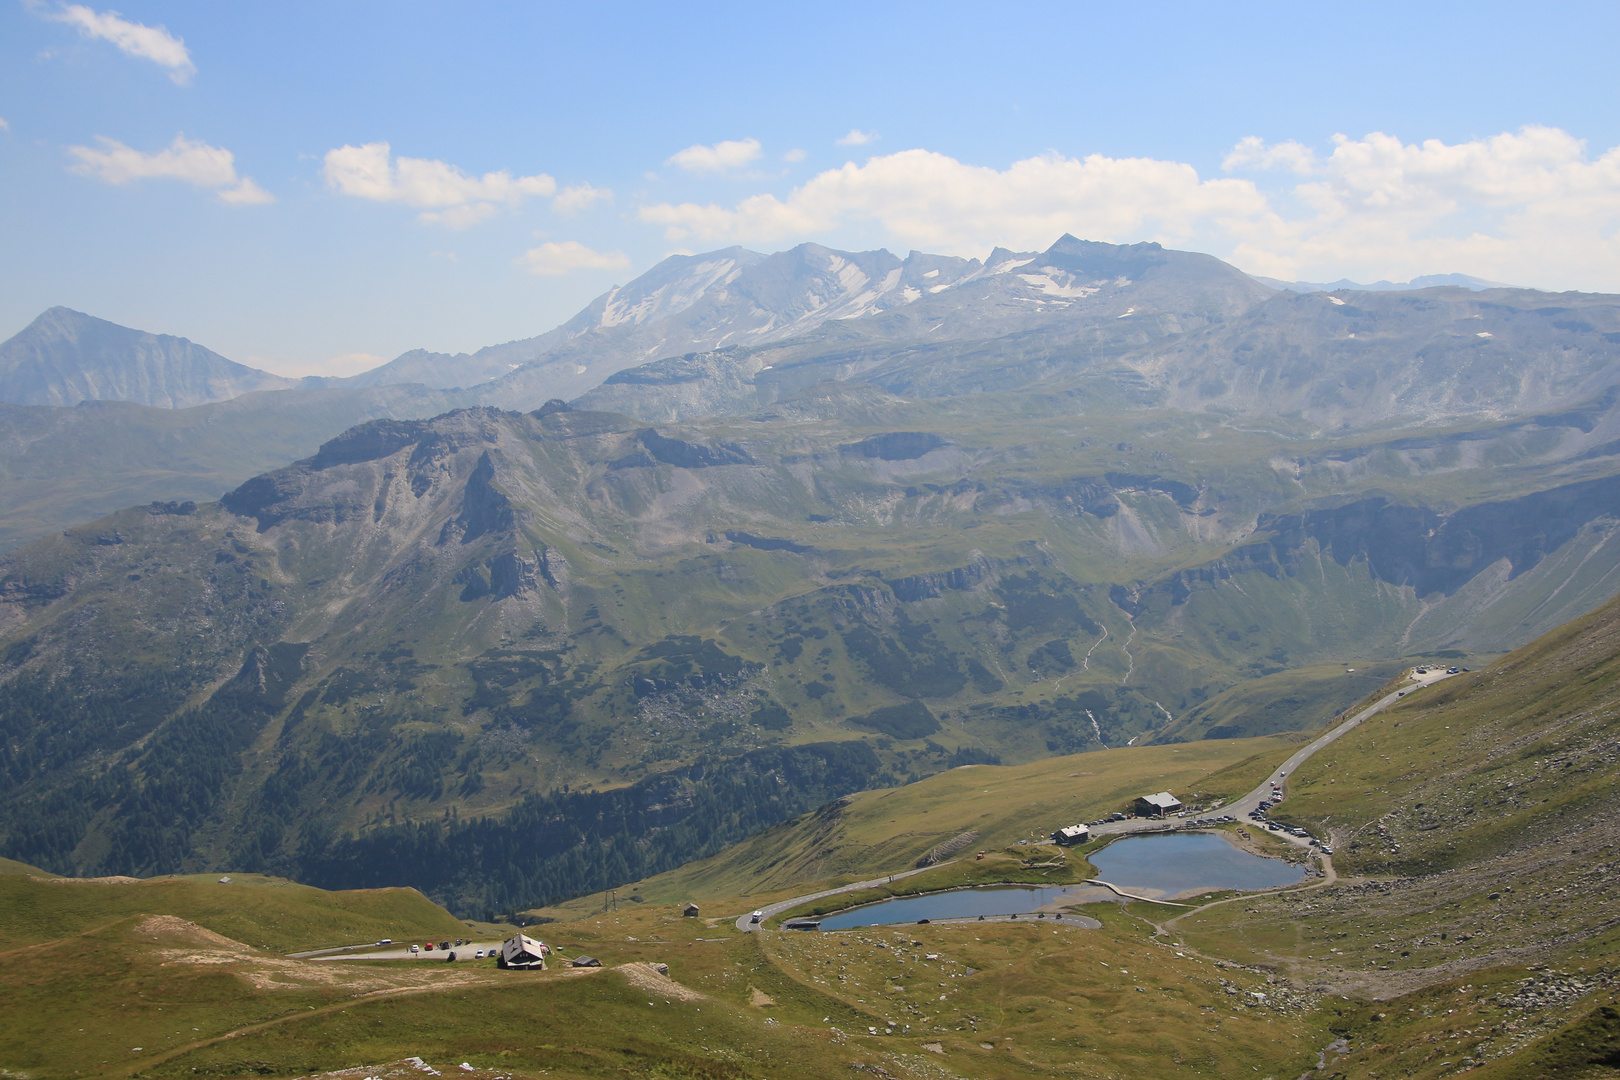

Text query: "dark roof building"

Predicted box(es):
[498, 933, 549, 970]
[1134, 791, 1183, 817]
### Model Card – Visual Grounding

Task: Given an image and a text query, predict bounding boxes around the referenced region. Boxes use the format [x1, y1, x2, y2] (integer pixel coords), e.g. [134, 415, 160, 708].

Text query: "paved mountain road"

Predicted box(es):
[728, 667, 1456, 930]
[1089, 666, 1458, 848]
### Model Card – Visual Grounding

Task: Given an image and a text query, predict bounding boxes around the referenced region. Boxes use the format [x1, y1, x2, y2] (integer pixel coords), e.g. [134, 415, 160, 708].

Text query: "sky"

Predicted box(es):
[3, 1, 1620, 377]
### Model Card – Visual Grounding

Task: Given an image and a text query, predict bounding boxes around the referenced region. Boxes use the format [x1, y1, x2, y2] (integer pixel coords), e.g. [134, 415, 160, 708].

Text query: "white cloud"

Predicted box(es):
[49, 4, 195, 84]
[322, 141, 555, 227]
[217, 176, 275, 205]
[783, 148, 806, 163]
[667, 138, 762, 173]
[637, 128, 1620, 292]
[1220, 126, 1620, 287]
[836, 129, 877, 146]
[552, 183, 613, 215]
[520, 240, 631, 276]
[638, 148, 1265, 255]
[65, 134, 273, 204]
[0, 117, 9, 132]
[1222, 135, 1316, 175]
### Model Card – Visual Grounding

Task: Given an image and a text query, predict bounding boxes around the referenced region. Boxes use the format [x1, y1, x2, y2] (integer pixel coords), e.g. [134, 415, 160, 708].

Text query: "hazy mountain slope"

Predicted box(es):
[1144, 286, 1620, 429]
[0, 382, 466, 553]
[578, 245, 1620, 435]
[349, 244, 983, 394]
[576, 235, 1275, 420]
[6, 392, 1620, 912]
[1255, 271, 1512, 292]
[0, 307, 298, 408]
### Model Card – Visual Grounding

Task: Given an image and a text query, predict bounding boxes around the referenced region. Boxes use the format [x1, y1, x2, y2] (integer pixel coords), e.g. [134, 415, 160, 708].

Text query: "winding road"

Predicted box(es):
[1092, 665, 1457, 848]
[732, 666, 1456, 930]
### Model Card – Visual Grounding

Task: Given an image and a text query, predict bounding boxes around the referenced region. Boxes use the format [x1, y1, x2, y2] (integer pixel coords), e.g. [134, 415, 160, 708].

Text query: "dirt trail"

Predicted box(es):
[113, 966, 602, 1078]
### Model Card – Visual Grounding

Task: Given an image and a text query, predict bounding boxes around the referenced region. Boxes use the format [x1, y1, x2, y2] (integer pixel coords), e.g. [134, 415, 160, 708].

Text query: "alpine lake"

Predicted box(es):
[813, 832, 1305, 930]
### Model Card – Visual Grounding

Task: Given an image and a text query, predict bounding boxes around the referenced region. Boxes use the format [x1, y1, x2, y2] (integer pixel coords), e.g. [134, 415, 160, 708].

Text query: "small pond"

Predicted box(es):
[1088, 833, 1304, 895]
[815, 884, 1092, 930]
[809, 832, 1303, 929]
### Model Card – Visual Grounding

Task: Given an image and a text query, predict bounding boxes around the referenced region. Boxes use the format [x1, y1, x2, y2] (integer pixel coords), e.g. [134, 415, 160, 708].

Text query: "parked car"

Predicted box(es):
[475, 949, 485, 958]
[423, 943, 434, 951]
[410, 944, 420, 954]
[440, 941, 450, 950]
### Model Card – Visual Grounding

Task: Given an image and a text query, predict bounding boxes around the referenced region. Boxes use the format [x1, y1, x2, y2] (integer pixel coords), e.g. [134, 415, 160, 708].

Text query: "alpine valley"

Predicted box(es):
[8, 234, 1620, 1079]
[5, 235, 1620, 914]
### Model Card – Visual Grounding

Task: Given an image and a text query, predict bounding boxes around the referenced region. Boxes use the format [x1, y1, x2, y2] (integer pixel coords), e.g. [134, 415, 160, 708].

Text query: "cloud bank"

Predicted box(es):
[66, 134, 273, 204]
[638, 127, 1620, 291]
[322, 142, 555, 227]
[50, 4, 195, 84]
[520, 240, 630, 276]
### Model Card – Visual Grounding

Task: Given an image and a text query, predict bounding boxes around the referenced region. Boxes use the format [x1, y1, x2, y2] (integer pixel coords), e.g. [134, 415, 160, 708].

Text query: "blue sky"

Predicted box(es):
[3, 1, 1619, 375]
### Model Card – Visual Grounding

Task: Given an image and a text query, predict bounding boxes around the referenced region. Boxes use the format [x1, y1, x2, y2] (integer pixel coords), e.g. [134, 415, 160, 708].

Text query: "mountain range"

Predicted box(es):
[6, 236, 1618, 559]
[6, 235, 1620, 923]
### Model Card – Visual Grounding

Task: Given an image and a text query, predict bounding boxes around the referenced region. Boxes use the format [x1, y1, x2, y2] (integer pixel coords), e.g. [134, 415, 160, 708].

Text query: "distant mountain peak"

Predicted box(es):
[0, 307, 296, 409]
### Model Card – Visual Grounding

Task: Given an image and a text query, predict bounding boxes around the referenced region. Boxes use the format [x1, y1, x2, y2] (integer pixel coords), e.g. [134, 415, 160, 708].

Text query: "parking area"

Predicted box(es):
[300, 939, 509, 962]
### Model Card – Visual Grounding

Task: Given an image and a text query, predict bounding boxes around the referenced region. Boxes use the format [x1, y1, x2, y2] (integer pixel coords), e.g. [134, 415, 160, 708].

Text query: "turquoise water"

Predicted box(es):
[1089, 833, 1303, 893]
[810, 832, 1301, 929]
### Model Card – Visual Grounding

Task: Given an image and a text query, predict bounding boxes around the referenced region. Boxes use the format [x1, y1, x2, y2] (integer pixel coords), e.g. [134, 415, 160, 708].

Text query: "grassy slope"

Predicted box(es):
[0, 895, 1332, 1080]
[0, 873, 469, 953]
[532, 735, 1297, 913]
[0, 854, 46, 874]
[4, 640, 1619, 1079]
[1155, 657, 1415, 741]
[0, 736, 1334, 1080]
[1168, 591, 1620, 1078]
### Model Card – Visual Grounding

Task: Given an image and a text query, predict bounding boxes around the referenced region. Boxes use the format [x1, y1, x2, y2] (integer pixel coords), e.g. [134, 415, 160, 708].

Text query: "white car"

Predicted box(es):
[475, 949, 485, 958]
[751, 910, 763, 923]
